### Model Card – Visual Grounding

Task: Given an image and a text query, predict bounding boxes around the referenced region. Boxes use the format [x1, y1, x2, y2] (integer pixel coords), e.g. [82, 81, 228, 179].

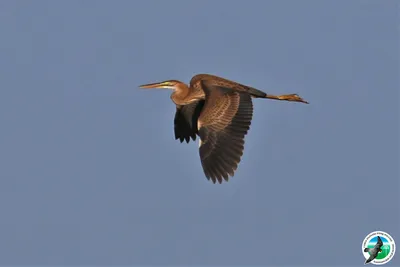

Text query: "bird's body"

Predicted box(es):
[140, 73, 308, 183]
[364, 236, 384, 264]
[170, 74, 269, 105]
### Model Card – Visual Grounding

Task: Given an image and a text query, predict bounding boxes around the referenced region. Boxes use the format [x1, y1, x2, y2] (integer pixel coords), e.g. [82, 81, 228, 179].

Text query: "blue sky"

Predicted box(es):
[370, 236, 389, 245]
[0, 0, 398, 266]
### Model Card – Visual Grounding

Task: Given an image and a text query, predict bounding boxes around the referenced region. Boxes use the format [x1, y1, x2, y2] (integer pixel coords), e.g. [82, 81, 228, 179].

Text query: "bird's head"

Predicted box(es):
[139, 80, 183, 90]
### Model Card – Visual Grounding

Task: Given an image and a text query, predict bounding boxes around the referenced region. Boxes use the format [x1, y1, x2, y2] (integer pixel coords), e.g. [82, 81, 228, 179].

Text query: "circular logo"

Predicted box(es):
[362, 231, 396, 265]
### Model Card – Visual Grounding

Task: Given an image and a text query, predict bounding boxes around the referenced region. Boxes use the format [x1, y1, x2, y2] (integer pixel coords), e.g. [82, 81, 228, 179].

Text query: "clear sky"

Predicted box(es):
[0, 0, 398, 266]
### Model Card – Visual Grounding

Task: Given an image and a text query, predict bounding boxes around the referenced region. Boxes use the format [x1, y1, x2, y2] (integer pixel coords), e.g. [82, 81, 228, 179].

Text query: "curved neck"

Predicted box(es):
[171, 83, 190, 105]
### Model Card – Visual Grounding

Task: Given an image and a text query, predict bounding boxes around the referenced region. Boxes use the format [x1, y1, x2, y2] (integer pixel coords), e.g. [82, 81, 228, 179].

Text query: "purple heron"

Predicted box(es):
[139, 74, 308, 184]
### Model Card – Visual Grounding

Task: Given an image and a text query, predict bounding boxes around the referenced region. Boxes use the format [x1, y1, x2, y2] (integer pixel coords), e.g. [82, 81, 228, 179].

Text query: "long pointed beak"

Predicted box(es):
[138, 82, 166, 89]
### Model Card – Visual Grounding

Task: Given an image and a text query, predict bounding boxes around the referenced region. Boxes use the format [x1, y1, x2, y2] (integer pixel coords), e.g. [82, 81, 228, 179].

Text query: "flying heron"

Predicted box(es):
[139, 74, 308, 184]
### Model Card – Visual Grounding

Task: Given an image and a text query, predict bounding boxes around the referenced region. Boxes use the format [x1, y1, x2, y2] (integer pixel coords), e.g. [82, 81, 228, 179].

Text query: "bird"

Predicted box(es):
[139, 73, 308, 184]
[364, 236, 384, 264]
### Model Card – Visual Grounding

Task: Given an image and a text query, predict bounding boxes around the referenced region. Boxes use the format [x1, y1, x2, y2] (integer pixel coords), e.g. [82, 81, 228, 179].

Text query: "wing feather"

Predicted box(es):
[174, 100, 204, 143]
[197, 80, 253, 183]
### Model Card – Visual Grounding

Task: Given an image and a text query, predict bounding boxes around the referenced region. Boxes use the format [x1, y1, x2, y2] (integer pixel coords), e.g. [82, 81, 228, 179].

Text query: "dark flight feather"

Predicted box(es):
[174, 100, 205, 143]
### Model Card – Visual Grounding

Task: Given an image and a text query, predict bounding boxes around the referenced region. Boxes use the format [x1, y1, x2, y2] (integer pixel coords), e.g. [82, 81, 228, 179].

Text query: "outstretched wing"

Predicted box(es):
[374, 236, 383, 249]
[174, 100, 205, 143]
[365, 253, 376, 264]
[197, 80, 253, 183]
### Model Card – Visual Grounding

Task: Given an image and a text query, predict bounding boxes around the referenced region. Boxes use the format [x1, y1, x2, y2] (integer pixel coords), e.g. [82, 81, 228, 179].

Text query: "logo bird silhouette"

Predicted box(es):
[364, 236, 384, 264]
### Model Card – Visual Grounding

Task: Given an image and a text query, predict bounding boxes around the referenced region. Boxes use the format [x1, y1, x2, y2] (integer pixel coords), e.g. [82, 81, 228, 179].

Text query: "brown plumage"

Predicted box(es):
[139, 74, 308, 184]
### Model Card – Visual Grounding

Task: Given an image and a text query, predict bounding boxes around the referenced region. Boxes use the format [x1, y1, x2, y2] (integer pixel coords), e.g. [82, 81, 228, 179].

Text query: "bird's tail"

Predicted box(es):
[364, 248, 371, 253]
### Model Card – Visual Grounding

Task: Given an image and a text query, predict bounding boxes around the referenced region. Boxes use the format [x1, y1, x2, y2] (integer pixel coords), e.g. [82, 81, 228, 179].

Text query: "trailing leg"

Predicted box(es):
[264, 93, 309, 104]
